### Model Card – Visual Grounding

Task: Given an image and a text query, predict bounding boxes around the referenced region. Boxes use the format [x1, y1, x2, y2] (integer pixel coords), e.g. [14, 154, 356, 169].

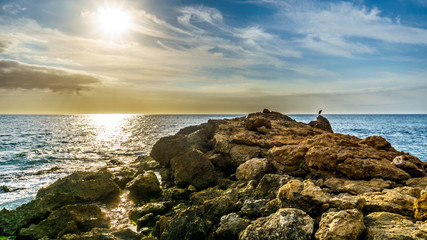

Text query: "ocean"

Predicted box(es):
[1, 114, 426, 210]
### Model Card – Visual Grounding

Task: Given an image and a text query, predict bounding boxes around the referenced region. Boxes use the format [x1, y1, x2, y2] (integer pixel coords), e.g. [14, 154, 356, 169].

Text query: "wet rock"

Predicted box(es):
[315, 209, 365, 240]
[309, 115, 333, 133]
[239, 199, 269, 218]
[129, 202, 171, 222]
[171, 149, 216, 189]
[278, 179, 330, 215]
[414, 191, 427, 221]
[236, 158, 270, 182]
[37, 171, 121, 203]
[0, 185, 11, 193]
[137, 155, 161, 170]
[323, 177, 392, 195]
[160, 207, 211, 240]
[136, 213, 156, 230]
[214, 213, 251, 240]
[19, 204, 109, 239]
[252, 174, 292, 200]
[361, 188, 416, 217]
[392, 154, 425, 177]
[126, 171, 161, 200]
[365, 212, 427, 240]
[239, 208, 314, 240]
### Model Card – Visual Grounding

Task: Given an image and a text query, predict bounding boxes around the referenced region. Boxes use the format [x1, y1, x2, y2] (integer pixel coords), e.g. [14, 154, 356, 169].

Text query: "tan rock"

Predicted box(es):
[236, 158, 270, 181]
[414, 191, 427, 221]
[365, 212, 427, 240]
[315, 209, 365, 240]
[392, 154, 425, 177]
[328, 193, 365, 211]
[267, 145, 307, 176]
[361, 188, 416, 217]
[323, 177, 392, 195]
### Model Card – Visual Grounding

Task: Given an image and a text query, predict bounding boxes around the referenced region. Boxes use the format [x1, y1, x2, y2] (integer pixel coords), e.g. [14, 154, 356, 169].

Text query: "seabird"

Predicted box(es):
[318, 109, 323, 115]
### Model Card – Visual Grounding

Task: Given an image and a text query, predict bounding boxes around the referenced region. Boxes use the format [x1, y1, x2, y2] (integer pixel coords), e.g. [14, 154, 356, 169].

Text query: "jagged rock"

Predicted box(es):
[309, 115, 333, 133]
[129, 202, 172, 221]
[365, 212, 427, 240]
[160, 206, 211, 240]
[239, 208, 314, 240]
[239, 199, 269, 218]
[190, 188, 224, 205]
[126, 171, 161, 200]
[278, 179, 330, 215]
[392, 154, 425, 177]
[0, 185, 11, 193]
[19, 204, 109, 239]
[267, 145, 307, 176]
[170, 149, 216, 189]
[236, 158, 270, 181]
[202, 194, 238, 222]
[215, 213, 251, 240]
[162, 186, 190, 200]
[259, 198, 282, 217]
[37, 171, 120, 203]
[315, 209, 365, 240]
[328, 193, 365, 211]
[414, 191, 427, 221]
[245, 117, 272, 132]
[361, 188, 417, 217]
[251, 174, 292, 200]
[323, 177, 392, 195]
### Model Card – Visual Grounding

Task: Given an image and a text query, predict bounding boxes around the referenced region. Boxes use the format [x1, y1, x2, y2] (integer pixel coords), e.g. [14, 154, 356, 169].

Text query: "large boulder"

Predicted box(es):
[414, 191, 427, 221]
[215, 213, 251, 240]
[315, 209, 365, 240]
[170, 149, 216, 189]
[239, 208, 314, 240]
[278, 179, 329, 215]
[36, 171, 121, 203]
[365, 212, 427, 240]
[267, 145, 307, 176]
[392, 154, 425, 177]
[308, 115, 333, 133]
[252, 174, 292, 200]
[236, 158, 270, 181]
[361, 188, 417, 217]
[126, 171, 161, 200]
[19, 204, 109, 239]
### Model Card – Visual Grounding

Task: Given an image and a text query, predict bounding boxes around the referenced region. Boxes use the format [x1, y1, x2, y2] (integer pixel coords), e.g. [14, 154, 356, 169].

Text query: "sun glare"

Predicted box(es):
[97, 7, 132, 36]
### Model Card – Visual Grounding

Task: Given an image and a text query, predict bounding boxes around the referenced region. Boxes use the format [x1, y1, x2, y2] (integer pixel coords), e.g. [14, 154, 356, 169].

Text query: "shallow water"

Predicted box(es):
[0, 114, 426, 209]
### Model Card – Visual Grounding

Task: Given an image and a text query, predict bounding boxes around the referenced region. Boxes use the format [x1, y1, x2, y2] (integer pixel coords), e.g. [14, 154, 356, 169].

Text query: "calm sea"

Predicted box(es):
[0, 114, 426, 209]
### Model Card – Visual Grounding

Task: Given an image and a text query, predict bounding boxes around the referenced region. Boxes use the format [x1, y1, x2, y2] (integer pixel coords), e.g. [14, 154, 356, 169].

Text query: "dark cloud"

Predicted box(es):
[0, 60, 101, 93]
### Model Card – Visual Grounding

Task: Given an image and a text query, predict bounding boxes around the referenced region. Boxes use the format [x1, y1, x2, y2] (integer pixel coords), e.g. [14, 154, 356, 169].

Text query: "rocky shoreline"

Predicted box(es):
[1, 109, 426, 239]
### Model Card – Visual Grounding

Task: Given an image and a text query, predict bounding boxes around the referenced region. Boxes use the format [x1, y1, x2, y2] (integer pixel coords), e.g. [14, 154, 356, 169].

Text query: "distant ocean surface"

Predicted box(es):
[1, 114, 426, 210]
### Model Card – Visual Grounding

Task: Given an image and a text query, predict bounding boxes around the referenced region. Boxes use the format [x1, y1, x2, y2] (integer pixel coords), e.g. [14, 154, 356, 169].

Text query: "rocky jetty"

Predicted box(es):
[1, 109, 426, 239]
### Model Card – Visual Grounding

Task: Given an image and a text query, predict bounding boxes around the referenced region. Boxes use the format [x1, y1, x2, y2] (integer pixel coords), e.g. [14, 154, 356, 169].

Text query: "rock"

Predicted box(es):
[240, 199, 269, 218]
[406, 176, 427, 188]
[162, 187, 190, 200]
[239, 208, 314, 240]
[202, 194, 238, 222]
[190, 188, 224, 205]
[229, 145, 263, 167]
[315, 209, 365, 240]
[0, 185, 11, 193]
[137, 155, 161, 170]
[152, 215, 170, 239]
[129, 202, 171, 222]
[37, 171, 121, 203]
[252, 174, 292, 200]
[328, 193, 365, 211]
[392, 154, 425, 177]
[365, 212, 427, 240]
[214, 213, 251, 240]
[278, 179, 330, 215]
[126, 171, 161, 200]
[323, 177, 392, 195]
[305, 146, 339, 173]
[267, 145, 307, 176]
[259, 198, 282, 217]
[160, 207, 211, 240]
[171, 149, 216, 189]
[61, 227, 115, 240]
[245, 117, 271, 132]
[414, 191, 427, 221]
[112, 227, 143, 240]
[236, 158, 270, 181]
[309, 115, 333, 133]
[359, 136, 393, 150]
[336, 158, 410, 181]
[361, 188, 416, 217]
[19, 204, 109, 239]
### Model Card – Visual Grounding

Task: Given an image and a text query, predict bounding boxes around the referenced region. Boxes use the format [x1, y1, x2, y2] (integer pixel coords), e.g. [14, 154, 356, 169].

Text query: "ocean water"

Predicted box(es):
[0, 114, 426, 210]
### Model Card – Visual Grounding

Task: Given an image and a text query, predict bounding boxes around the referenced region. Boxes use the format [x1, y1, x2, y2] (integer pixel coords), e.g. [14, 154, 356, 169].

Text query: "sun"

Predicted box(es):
[97, 7, 132, 36]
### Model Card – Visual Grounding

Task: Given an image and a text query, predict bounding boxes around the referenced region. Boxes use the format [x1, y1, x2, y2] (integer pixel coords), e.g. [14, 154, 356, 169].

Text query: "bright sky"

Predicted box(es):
[0, 0, 426, 114]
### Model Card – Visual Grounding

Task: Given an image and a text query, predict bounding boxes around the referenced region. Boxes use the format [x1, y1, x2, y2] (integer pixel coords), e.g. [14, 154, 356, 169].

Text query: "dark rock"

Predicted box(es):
[36, 171, 120, 203]
[162, 186, 191, 200]
[214, 213, 251, 240]
[359, 136, 393, 151]
[392, 154, 425, 177]
[239, 208, 314, 240]
[245, 117, 271, 132]
[126, 171, 161, 201]
[137, 155, 161, 170]
[251, 174, 292, 200]
[202, 194, 238, 222]
[171, 149, 216, 189]
[308, 115, 333, 133]
[0, 185, 11, 193]
[259, 198, 282, 217]
[239, 199, 269, 218]
[152, 215, 170, 239]
[19, 204, 109, 239]
[129, 202, 171, 222]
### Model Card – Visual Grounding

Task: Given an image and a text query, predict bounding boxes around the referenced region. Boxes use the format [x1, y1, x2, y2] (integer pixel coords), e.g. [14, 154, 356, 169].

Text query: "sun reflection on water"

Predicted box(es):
[88, 114, 133, 142]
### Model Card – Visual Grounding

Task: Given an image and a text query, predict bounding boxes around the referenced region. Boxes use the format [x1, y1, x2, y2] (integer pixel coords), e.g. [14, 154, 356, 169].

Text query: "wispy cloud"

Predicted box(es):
[0, 60, 101, 93]
[2, 3, 26, 15]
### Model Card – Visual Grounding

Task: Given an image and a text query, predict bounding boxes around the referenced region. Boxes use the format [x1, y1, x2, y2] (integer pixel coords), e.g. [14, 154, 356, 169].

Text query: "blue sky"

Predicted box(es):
[0, 0, 426, 113]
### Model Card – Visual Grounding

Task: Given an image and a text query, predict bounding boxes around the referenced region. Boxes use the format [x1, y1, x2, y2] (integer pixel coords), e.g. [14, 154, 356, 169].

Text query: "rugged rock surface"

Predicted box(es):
[239, 208, 314, 240]
[315, 209, 365, 240]
[1, 109, 426, 239]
